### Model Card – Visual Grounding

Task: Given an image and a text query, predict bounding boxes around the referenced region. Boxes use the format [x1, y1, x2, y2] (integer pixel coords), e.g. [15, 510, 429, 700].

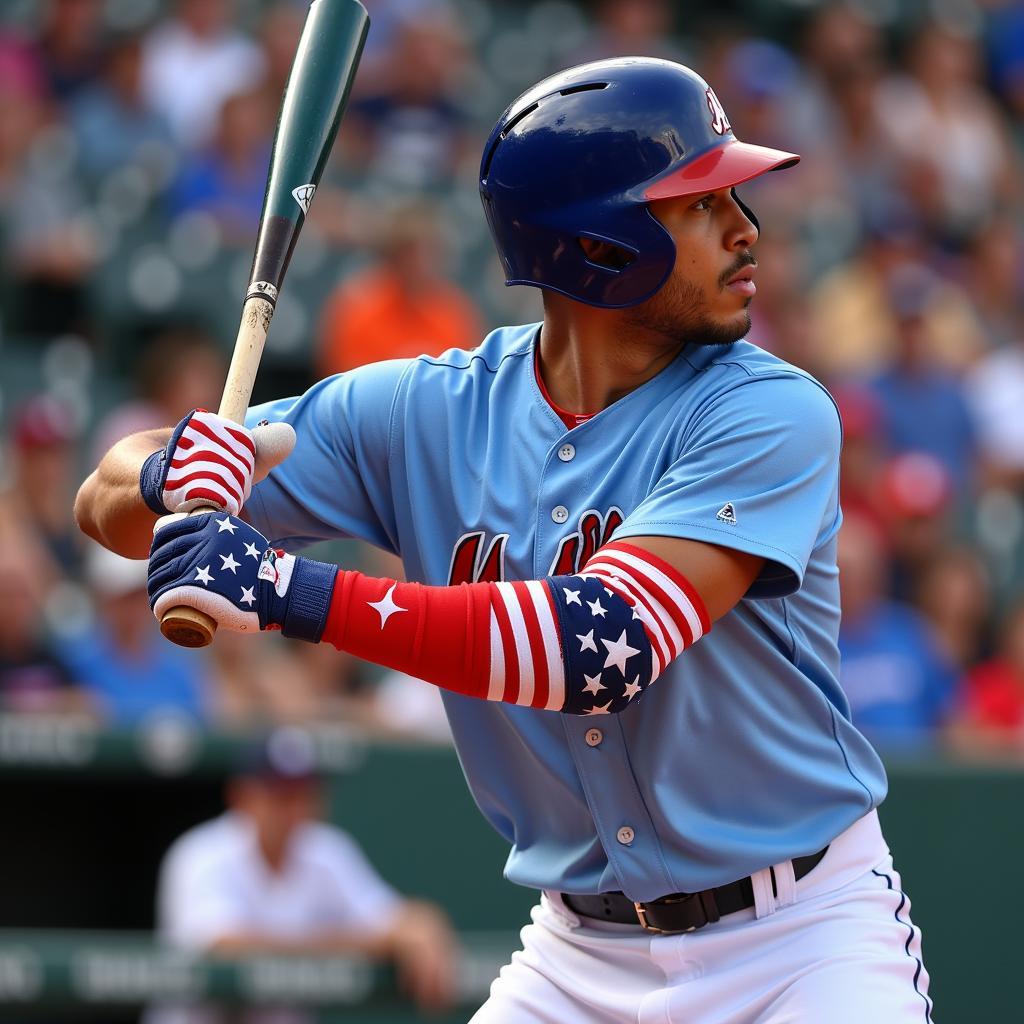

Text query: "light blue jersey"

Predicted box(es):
[246, 324, 886, 901]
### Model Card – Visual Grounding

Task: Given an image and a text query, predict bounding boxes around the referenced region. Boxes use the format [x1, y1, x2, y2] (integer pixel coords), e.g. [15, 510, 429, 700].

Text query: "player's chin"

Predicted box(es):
[712, 305, 752, 340]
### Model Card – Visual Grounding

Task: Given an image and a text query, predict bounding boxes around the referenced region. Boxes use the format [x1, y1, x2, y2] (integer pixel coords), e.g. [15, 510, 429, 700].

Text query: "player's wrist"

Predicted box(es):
[140, 447, 171, 515]
[257, 552, 337, 642]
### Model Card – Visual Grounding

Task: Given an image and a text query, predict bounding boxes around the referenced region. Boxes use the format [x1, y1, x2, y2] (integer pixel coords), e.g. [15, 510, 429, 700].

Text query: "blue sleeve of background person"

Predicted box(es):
[243, 359, 413, 553]
[614, 372, 842, 599]
[920, 620, 961, 728]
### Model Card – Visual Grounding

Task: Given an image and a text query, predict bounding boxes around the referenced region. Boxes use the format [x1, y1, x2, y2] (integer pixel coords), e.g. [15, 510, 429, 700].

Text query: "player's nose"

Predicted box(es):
[726, 195, 759, 250]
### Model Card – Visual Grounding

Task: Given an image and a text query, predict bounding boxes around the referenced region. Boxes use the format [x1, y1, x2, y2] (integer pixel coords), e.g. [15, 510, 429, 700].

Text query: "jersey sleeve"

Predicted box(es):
[614, 373, 842, 598]
[244, 359, 412, 553]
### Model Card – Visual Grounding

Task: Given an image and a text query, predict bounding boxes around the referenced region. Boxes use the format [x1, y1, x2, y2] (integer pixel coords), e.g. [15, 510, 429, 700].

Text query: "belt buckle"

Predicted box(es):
[634, 890, 717, 935]
[633, 897, 699, 935]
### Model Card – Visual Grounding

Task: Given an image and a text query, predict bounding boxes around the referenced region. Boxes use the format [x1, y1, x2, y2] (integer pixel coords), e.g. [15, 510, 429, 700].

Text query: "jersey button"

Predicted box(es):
[616, 826, 635, 846]
[551, 505, 569, 524]
[585, 728, 603, 747]
[558, 444, 576, 462]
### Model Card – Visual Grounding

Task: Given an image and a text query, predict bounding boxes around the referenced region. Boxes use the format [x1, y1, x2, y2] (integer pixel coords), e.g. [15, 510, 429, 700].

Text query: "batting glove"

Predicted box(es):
[139, 409, 296, 517]
[147, 512, 336, 641]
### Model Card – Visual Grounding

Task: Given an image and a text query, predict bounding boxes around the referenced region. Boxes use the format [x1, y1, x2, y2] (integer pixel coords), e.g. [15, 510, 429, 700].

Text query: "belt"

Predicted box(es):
[560, 846, 829, 935]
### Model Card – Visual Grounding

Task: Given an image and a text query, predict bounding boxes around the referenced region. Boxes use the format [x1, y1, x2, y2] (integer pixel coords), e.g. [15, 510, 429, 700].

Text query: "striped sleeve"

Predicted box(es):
[580, 541, 710, 682]
[320, 542, 708, 717]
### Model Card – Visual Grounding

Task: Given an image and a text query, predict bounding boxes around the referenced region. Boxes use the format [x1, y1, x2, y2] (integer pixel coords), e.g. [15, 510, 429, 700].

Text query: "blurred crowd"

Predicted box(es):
[1, 0, 1024, 758]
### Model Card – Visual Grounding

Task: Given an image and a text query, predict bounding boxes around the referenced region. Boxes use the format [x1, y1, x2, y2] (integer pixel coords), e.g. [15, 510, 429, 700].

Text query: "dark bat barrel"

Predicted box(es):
[246, 0, 369, 306]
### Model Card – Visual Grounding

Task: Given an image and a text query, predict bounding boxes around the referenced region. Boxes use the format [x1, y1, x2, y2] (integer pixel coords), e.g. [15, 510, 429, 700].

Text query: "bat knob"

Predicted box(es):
[160, 606, 218, 648]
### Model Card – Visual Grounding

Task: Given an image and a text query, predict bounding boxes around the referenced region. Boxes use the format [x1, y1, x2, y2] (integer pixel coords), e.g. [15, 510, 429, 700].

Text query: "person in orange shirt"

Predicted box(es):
[317, 200, 482, 376]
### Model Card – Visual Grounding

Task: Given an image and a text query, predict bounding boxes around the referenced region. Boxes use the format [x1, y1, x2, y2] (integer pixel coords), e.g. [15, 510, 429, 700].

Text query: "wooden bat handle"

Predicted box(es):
[159, 296, 275, 648]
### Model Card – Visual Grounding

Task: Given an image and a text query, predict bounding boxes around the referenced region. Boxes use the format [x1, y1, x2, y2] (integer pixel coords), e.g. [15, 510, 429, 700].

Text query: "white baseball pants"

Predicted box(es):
[471, 811, 932, 1023]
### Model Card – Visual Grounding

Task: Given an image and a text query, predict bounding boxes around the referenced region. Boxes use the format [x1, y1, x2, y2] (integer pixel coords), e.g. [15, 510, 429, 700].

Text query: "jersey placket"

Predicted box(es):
[562, 711, 677, 898]
[533, 430, 676, 899]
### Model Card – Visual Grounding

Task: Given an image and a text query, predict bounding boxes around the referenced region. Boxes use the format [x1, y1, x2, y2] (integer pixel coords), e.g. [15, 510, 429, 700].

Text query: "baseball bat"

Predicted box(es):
[160, 0, 370, 649]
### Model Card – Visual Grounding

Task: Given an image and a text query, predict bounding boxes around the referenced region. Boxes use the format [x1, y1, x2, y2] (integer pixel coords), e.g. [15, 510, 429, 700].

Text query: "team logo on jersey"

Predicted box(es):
[706, 88, 732, 136]
[547, 507, 624, 576]
[445, 508, 624, 584]
[448, 531, 509, 585]
[716, 502, 738, 525]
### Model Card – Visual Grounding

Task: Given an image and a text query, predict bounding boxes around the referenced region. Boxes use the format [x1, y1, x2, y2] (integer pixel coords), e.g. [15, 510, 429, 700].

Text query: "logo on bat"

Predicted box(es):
[291, 183, 317, 214]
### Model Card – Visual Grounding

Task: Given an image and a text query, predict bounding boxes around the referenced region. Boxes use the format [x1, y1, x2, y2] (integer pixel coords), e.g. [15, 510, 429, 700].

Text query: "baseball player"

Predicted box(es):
[77, 59, 932, 1022]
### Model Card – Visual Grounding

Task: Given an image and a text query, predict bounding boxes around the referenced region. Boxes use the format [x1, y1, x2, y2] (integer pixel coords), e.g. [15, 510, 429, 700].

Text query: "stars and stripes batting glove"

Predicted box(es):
[147, 512, 336, 639]
[140, 409, 258, 517]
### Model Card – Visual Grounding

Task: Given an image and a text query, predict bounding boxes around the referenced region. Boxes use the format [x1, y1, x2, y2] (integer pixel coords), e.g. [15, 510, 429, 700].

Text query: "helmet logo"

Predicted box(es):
[706, 88, 732, 136]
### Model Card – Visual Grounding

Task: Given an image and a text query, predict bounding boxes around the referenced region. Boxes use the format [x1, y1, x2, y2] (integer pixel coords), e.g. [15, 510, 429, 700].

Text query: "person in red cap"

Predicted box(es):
[1, 393, 83, 591]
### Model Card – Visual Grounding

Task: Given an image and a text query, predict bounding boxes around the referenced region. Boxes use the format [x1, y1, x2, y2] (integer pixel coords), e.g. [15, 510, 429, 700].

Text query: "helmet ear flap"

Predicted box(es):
[731, 189, 759, 235]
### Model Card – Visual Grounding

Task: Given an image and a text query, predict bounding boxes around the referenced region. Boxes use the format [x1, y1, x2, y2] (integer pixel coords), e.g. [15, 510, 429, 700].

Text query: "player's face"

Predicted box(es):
[628, 187, 759, 347]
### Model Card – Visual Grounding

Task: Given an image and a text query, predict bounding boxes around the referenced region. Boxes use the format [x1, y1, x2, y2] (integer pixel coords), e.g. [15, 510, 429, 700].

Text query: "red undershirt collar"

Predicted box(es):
[534, 349, 596, 431]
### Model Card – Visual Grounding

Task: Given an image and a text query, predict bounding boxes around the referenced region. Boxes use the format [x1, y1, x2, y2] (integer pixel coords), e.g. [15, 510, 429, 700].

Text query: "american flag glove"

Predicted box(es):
[147, 512, 336, 639]
[140, 409, 258, 517]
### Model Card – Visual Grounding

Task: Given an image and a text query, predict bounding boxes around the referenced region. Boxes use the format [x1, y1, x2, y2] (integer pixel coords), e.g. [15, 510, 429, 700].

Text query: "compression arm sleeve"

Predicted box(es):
[318, 541, 709, 715]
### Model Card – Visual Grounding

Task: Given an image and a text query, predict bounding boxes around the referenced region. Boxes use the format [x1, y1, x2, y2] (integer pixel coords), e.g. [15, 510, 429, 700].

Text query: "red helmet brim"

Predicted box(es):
[643, 140, 800, 201]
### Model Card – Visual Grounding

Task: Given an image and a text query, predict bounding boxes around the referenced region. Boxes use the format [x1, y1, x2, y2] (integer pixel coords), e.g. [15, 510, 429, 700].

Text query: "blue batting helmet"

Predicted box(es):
[479, 57, 800, 309]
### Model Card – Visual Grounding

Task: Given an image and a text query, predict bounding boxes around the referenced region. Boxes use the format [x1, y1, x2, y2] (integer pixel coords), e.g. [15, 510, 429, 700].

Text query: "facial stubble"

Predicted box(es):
[623, 271, 752, 350]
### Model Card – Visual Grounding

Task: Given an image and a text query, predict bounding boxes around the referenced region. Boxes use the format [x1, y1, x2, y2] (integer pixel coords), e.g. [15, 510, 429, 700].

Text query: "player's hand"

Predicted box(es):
[389, 901, 459, 1014]
[139, 409, 295, 517]
[147, 511, 284, 633]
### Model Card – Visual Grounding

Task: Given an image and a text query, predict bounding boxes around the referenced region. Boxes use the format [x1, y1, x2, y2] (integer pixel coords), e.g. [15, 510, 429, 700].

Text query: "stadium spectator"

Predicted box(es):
[808, 199, 983, 379]
[955, 600, 1024, 751]
[875, 22, 1017, 244]
[564, 0, 684, 66]
[795, 53, 899, 247]
[959, 221, 1023, 353]
[742, 229, 813, 365]
[984, 2, 1024, 119]
[141, 0, 265, 150]
[69, 31, 175, 183]
[0, 544, 91, 715]
[344, 13, 471, 189]
[146, 727, 457, 1023]
[33, 0, 105, 102]
[2, 121, 98, 337]
[0, 35, 48, 199]
[833, 384, 887, 533]
[167, 88, 273, 241]
[317, 201, 481, 375]
[876, 452, 955, 601]
[91, 327, 226, 462]
[255, 1, 304, 106]
[837, 513, 959, 746]
[915, 547, 993, 673]
[965, 324, 1024, 489]
[865, 264, 978, 489]
[0, 395, 85, 586]
[782, 4, 892, 238]
[55, 544, 212, 726]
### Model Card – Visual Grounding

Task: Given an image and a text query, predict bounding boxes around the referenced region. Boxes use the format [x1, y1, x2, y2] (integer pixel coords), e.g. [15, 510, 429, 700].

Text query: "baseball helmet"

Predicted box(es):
[479, 57, 800, 309]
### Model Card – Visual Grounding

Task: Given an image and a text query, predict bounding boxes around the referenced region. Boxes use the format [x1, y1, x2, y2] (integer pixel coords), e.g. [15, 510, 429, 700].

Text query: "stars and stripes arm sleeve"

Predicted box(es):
[320, 541, 710, 715]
